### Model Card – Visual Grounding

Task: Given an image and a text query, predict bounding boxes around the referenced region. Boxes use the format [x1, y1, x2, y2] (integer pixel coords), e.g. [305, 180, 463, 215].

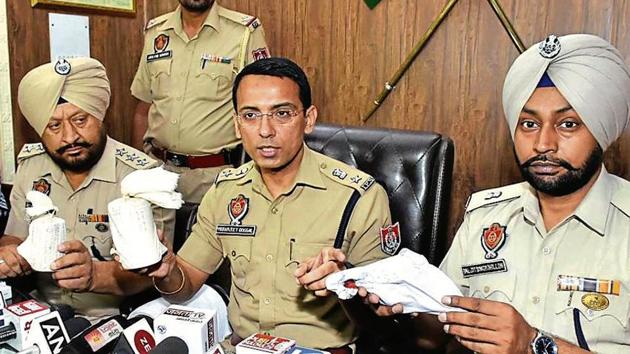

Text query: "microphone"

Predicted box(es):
[62, 318, 90, 339]
[153, 305, 218, 354]
[3, 299, 51, 350]
[20, 311, 71, 354]
[60, 315, 128, 354]
[112, 317, 156, 354]
[148, 337, 188, 354]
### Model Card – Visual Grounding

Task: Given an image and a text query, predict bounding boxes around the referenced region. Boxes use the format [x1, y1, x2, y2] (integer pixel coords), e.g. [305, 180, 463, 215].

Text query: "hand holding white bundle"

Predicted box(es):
[16, 191, 66, 272]
[325, 248, 464, 314]
[109, 167, 183, 270]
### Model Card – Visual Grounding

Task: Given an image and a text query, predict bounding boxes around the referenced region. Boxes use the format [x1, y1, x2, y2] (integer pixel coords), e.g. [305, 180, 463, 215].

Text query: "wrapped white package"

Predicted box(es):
[16, 191, 66, 272]
[109, 167, 182, 270]
[120, 166, 183, 209]
[109, 197, 167, 270]
[325, 248, 465, 314]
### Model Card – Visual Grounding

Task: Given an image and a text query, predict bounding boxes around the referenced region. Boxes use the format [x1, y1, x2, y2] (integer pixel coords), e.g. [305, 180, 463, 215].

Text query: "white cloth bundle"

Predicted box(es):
[17, 191, 65, 272]
[120, 166, 183, 209]
[326, 248, 464, 314]
[109, 167, 182, 270]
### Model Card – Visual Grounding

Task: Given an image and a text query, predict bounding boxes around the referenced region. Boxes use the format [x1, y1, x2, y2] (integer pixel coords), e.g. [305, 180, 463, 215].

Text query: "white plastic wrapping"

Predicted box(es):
[325, 248, 465, 314]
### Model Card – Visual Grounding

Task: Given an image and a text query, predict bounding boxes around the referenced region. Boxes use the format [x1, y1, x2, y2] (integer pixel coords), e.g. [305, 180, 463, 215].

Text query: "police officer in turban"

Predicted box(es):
[1, 57, 174, 320]
[362, 34, 630, 353]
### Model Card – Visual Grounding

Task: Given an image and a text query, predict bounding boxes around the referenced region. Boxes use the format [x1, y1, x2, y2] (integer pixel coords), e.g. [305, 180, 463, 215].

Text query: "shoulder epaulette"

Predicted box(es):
[145, 13, 170, 31]
[465, 183, 526, 213]
[318, 155, 375, 195]
[611, 180, 630, 216]
[215, 163, 253, 185]
[17, 143, 45, 163]
[219, 6, 261, 32]
[113, 143, 159, 170]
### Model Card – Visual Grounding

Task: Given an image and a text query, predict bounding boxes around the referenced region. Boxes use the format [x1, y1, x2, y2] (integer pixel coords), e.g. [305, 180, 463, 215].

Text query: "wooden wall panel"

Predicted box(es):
[9, 0, 630, 242]
[7, 0, 146, 150]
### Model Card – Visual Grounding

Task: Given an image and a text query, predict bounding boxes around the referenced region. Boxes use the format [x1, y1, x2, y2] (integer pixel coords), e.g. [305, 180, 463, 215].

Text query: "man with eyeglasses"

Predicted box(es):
[149, 57, 395, 352]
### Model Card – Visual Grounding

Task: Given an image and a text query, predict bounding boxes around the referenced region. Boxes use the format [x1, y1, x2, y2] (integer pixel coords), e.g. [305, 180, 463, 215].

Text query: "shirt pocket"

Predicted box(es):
[221, 237, 252, 291]
[283, 240, 329, 299]
[467, 270, 517, 303]
[556, 288, 630, 347]
[148, 59, 172, 100]
[194, 61, 234, 100]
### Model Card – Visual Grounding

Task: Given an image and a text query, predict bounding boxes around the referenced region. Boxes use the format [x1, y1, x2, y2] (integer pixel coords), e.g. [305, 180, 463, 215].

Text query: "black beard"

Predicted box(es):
[179, 0, 213, 12]
[517, 145, 603, 196]
[44, 129, 107, 173]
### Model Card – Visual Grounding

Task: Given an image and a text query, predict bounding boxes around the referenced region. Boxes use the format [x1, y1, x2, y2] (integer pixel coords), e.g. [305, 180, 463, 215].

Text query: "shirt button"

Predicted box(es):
[264, 298, 271, 305]
[265, 254, 273, 262]
[231, 250, 236, 257]
[320, 163, 327, 169]
[271, 207, 278, 214]
[483, 286, 490, 293]
[542, 247, 551, 255]
[210, 73, 217, 79]
[171, 120, 177, 124]
[532, 296, 540, 304]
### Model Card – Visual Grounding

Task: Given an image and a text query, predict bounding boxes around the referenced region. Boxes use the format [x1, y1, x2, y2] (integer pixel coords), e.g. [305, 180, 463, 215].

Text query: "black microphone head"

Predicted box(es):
[64, 317, 91, 338]
[128, 314, 154, 329]
[49, 303, 76, 321]
[150, 337, 188, 354]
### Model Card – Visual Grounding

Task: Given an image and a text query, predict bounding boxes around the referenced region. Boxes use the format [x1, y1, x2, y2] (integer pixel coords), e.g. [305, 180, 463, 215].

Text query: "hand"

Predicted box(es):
[357, 287, 405, 316]
[294, 247, 346, 297]
[51, 240, 94, 292]
[0, 244, 31, 278]
[147, 230, 176, 280]
[439, 296, 536, 354]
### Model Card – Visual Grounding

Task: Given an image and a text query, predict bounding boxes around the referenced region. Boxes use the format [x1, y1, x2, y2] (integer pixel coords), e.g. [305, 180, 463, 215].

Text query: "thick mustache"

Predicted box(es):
[520, 154, 578, 171]
[56, 142, 91, 154]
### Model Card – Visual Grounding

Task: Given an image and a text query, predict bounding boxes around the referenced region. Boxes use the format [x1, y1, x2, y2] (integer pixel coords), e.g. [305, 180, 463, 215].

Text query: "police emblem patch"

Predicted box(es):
[481, 223, 508, 259]
[538, 34, 561, 59]
[32, 178, 51, 196]
[153, 34, 170, 52]
[379, 222, 401, 255]
[228, 194, 249, 226]
[54, 59, 71, 75]
[147, 34, 172, 62]
[252, 47, 269, 61]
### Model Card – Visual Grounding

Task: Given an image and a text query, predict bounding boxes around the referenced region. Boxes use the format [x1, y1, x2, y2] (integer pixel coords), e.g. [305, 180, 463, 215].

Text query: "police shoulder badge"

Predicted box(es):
[252, 47, 270, 61]
[228, 194, 249, 226]
[380, 222, 401, 255]
[32, 178, 51, 196]
[481, 223, 508, 259]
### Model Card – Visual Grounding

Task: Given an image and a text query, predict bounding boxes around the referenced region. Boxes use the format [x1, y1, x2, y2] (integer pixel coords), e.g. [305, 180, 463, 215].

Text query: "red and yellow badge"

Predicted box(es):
[228, 194, 250, 226]
[481, 223, 508, 259]
[252, 47, 270, 61]
[153, 34, 170, 53]
[380, 222, 401, 255]
[32, 178, 51, 196]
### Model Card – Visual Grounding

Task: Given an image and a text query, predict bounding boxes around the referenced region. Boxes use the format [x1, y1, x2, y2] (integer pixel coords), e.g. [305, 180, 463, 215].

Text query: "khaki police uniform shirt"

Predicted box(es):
[5, 137, 175, 319]
[440, 168, 630, 353]
[178, 146, 393, 349]
[131, 3, 269, 156]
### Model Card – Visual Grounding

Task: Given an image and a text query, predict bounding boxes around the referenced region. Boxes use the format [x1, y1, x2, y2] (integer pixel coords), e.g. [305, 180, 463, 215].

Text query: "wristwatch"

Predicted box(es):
[531, 329, 558, 354]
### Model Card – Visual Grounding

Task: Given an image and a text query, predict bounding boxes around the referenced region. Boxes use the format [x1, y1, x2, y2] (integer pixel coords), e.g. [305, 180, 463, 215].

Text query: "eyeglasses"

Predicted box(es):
[236, 108, 304, 125]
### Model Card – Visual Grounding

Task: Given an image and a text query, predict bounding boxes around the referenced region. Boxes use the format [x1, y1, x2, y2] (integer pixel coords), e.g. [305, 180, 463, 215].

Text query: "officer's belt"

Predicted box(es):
[152, 146, 235, 169]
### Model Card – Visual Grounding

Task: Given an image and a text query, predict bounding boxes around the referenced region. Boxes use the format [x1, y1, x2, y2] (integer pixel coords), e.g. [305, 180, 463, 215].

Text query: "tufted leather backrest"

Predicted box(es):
[305, 123, 454, 265]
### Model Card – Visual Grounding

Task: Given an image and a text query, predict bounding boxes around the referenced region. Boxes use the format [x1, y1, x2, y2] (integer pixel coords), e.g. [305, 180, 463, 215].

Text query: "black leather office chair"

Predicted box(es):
[306, 123, 454, 264]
